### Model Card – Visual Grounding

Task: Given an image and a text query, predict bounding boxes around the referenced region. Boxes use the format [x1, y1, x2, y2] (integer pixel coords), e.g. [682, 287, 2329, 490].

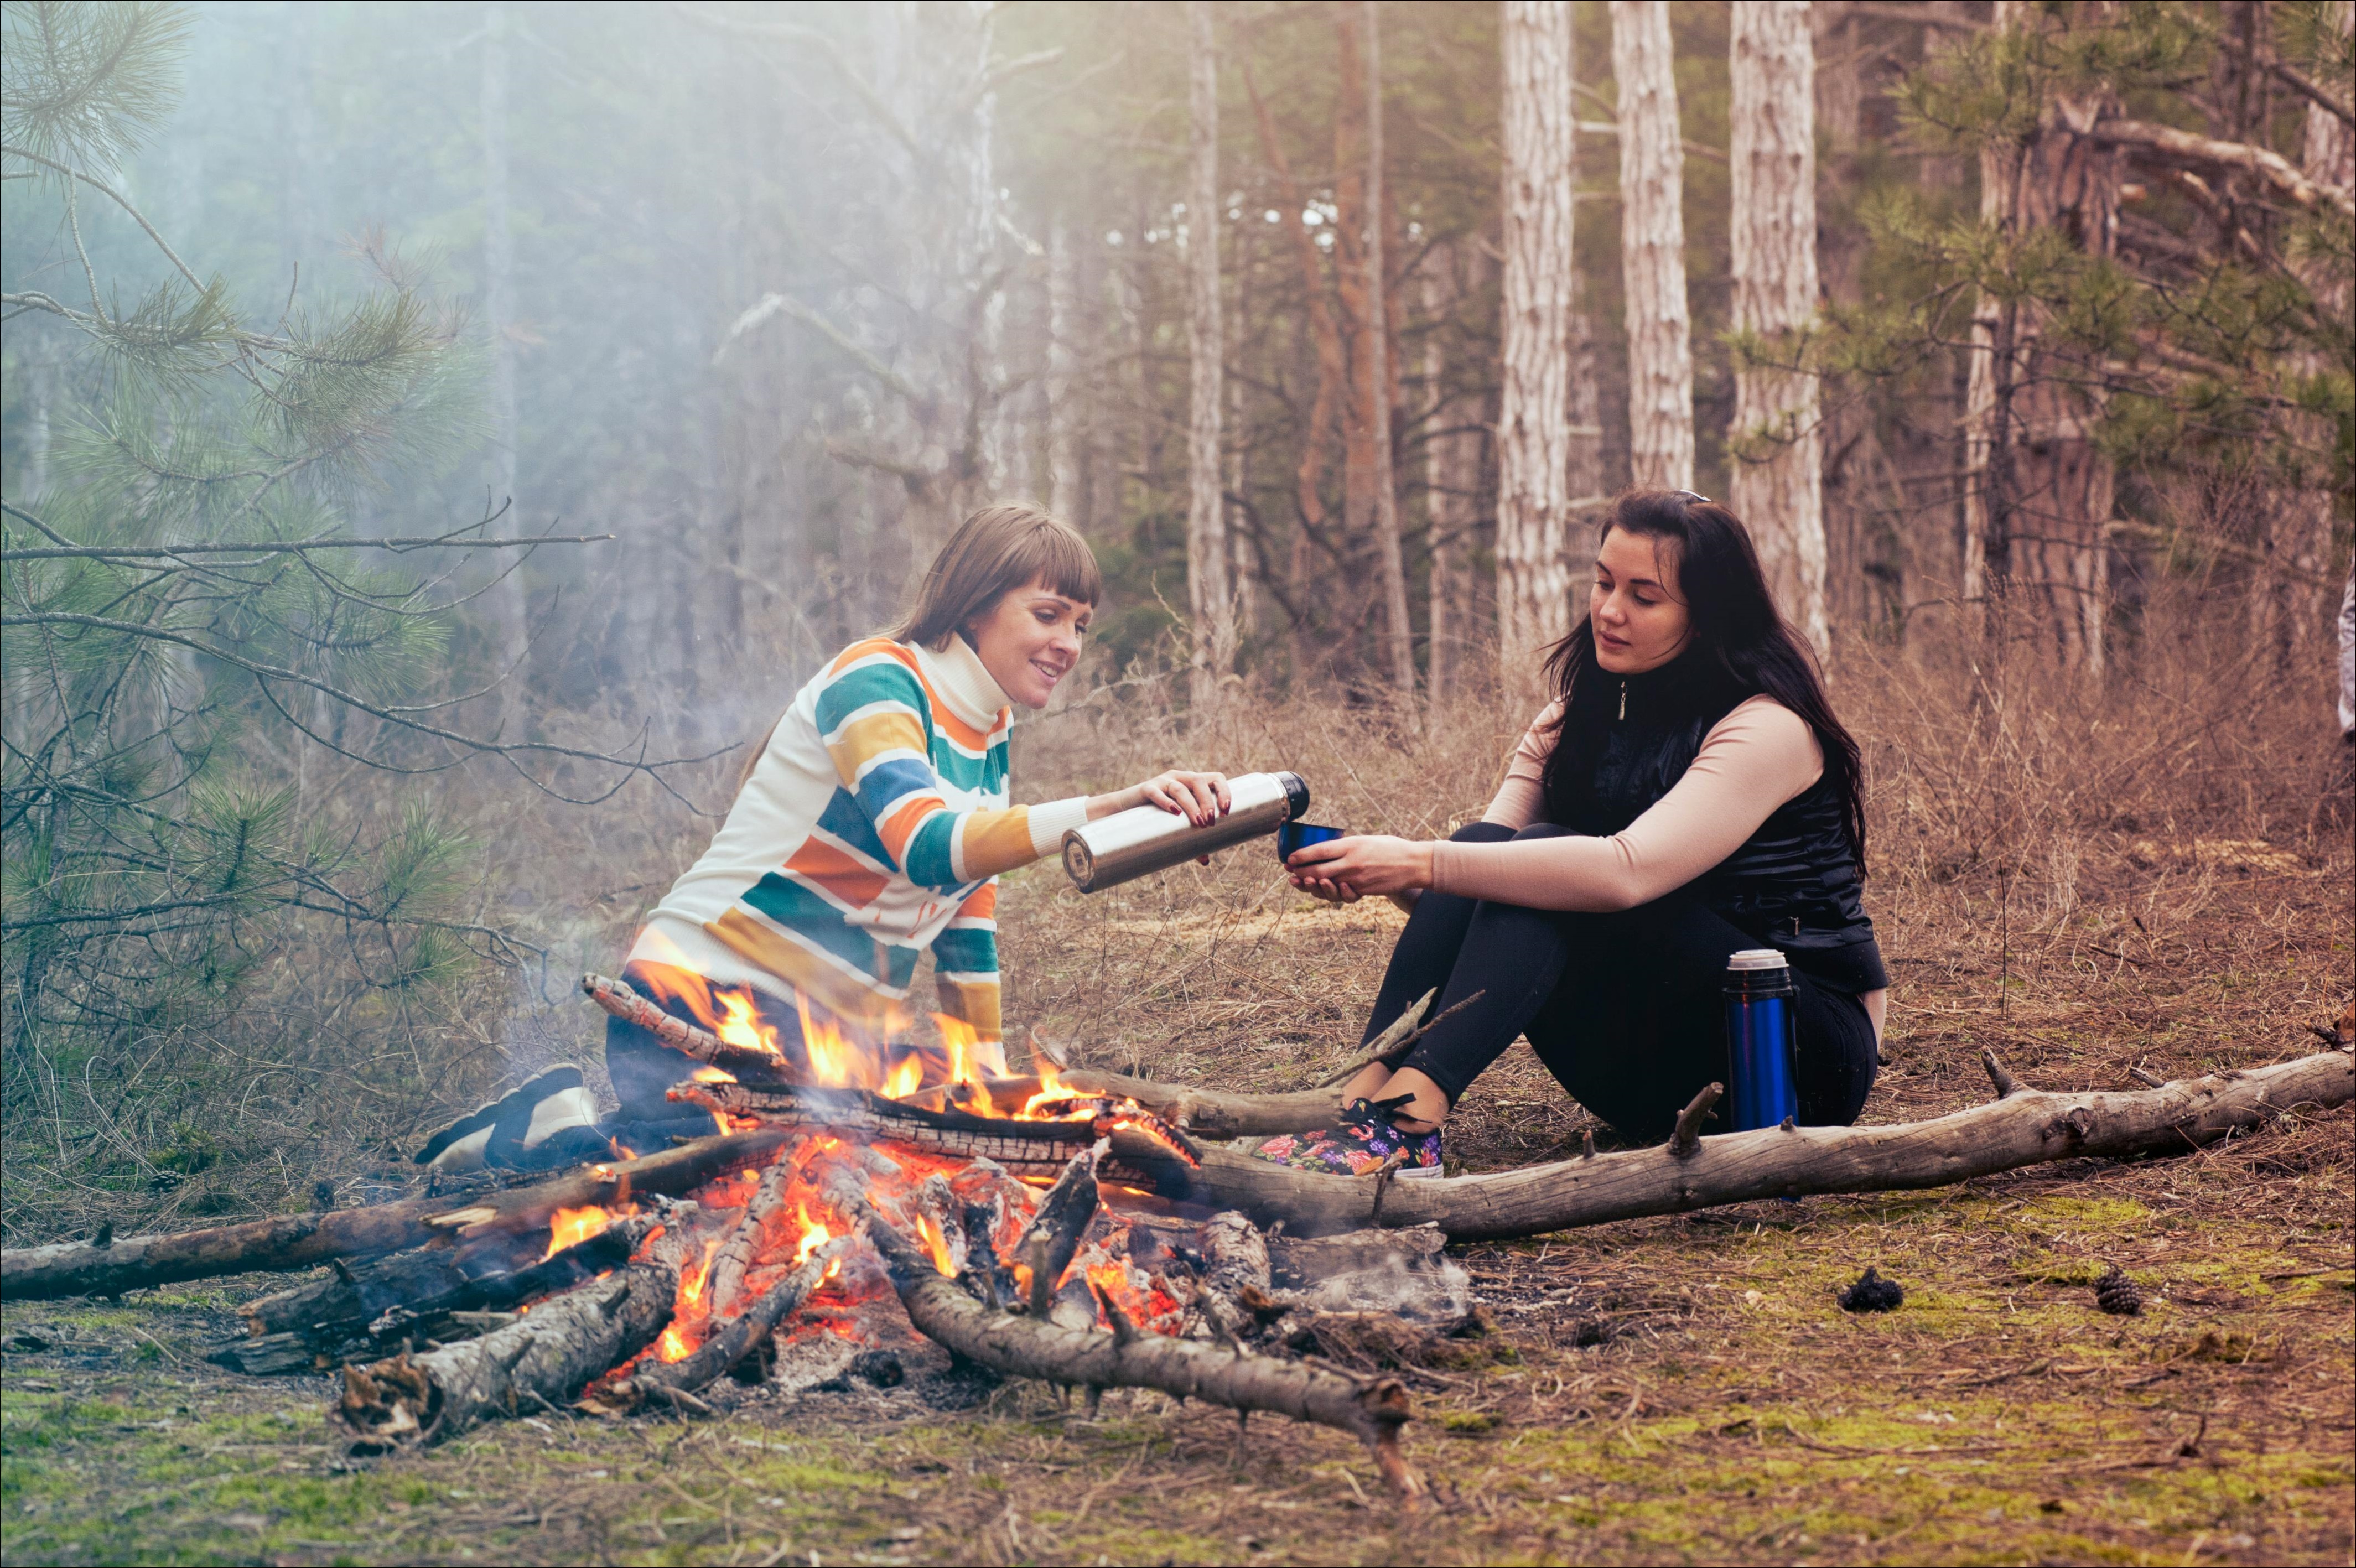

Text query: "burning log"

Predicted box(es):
[214, 1218, 658, 1375]
[1, 1126, 793, 1302]
[1186, 1048, 2356, 1239]
[589, 1237, 853, 1414]
[705, 1158, 796, 1317]
[580, 972, 798, 1086]
[1013, 1140, 1103, 1315]
[839, 1188, 1425, 1500]
[333, 1233, 689, 1453]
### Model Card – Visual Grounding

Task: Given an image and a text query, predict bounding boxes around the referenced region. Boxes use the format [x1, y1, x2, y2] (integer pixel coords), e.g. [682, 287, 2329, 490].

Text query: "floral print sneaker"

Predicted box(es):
[1250, 1097, 1442, 1177]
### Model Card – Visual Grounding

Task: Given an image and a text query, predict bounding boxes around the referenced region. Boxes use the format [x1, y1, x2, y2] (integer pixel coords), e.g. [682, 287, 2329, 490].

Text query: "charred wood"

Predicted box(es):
[844, 1191, 1424, 1500]
[590, 1238, 850, 1412]
[333, 1239, 687, 1452]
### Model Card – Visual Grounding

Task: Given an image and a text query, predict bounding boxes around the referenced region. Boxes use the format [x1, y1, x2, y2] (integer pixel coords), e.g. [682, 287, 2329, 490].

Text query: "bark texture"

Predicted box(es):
[1184, 1050, 2354, 1239]
[334, 1250, 682, 1452]
[1963, 0, 2123, 673]
[1362, 1, 1418, 716]
[1728, 0, 1828, 653]
[1612, 0, 1696, 492]
[1185, 0, 1234, 710]
[1497, 0, 1581, 694]
[1418, 244, 1485, 719]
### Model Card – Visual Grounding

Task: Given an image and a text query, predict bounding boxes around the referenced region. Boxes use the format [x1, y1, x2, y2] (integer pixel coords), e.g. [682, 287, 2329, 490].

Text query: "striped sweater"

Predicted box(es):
[630, 635, 1088, 1054]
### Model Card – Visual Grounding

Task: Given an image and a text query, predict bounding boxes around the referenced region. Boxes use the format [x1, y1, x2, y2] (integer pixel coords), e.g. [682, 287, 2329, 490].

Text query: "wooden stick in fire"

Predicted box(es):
[829, 1172, 1425, 1500]
[589, 1235, 855, 1415]
[580, 972, 801, 1087]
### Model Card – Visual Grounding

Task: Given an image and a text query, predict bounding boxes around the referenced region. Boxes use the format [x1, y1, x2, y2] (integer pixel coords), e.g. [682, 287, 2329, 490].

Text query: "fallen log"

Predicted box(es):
[580, 972, 798, 1086]
[838, 1186, 1423, 1499]
[1, 1126, 796, 1301]
[1186, 1050, 2356, 1240]
[333, 1235, 688, 1452]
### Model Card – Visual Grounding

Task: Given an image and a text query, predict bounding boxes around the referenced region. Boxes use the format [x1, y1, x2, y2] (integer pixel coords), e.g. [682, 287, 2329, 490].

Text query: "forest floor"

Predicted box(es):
[4, 764, 2352, 1565]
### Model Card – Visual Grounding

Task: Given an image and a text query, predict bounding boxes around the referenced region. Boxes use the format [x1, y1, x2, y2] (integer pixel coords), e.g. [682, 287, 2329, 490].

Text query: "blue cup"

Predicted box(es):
[1277, 821, 1345, 862]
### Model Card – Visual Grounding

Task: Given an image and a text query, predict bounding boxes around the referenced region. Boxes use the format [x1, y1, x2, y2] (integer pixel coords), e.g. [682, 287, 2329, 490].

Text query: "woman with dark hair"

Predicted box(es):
[1255, 490, 1886, 1175]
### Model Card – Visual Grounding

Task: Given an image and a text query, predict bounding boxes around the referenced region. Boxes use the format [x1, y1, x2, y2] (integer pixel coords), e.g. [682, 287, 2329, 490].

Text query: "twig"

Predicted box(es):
[1668, 1083, 1722, 1159]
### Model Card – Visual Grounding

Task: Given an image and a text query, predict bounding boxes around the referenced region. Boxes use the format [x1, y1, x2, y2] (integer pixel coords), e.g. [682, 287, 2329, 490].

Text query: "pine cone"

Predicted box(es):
[2094, 1263, 2143, 1316]
[1838, 1266, 1904, 1313]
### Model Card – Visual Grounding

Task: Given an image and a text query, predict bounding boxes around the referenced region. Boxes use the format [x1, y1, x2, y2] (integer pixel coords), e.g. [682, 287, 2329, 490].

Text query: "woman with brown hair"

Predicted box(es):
[418, 504, 1227, 1170]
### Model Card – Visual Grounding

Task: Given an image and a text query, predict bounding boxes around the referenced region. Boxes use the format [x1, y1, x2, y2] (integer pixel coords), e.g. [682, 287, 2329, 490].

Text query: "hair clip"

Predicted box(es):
[1672, 489, 1712, 505]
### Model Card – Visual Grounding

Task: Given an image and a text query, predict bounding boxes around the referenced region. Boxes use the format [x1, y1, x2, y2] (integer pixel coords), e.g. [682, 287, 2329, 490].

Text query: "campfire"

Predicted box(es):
[303, 972, 1449, 1496]
[8, 966, 2336, 1505]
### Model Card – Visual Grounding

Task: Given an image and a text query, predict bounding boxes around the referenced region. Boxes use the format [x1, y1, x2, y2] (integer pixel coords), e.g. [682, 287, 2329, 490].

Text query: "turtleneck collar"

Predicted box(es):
[911, 633, 1013, 730]
[1592, 650, 1741, 723]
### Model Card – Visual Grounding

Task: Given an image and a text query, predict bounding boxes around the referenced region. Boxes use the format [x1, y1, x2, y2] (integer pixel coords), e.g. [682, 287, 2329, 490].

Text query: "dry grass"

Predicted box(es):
[3, 608, 2351, 1565]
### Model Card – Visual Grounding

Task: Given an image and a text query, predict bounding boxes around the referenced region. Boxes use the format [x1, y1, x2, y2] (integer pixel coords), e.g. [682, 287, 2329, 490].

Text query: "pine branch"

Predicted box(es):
[2090, 118, 2356, 219]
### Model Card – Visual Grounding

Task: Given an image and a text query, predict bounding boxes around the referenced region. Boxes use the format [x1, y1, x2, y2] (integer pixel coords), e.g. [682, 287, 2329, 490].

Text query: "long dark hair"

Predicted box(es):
[1538, 490, 1869, 871]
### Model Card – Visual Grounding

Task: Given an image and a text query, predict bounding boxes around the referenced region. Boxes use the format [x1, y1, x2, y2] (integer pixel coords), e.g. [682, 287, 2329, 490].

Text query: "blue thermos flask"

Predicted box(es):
[1724, 949, 1800, 1131]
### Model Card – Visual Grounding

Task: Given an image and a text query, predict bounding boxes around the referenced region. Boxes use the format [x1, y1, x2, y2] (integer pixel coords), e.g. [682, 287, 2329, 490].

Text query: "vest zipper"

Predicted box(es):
[1617, 679, 1628, 721]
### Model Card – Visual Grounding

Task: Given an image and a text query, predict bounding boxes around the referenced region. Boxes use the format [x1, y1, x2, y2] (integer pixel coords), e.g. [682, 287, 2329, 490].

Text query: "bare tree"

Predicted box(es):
[1961, 0, 2123, 674]
[1497, 0, 1581, 694]
[1186, 0, 1234, 710]
[1729, 1, 1827, 655]
[1046, 218, 1083, 524]
[1363, 0, 1416, 718]
[1611, 0, 1694, 492]
[1419, 243, 1483, 724]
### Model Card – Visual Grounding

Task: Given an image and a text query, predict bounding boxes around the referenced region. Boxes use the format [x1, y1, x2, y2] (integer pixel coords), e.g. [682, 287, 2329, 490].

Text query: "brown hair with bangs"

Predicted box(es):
[885, 503, 1102, 650]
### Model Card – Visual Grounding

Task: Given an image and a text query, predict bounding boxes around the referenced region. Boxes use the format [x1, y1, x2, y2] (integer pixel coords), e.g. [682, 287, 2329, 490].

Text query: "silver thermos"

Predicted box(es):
[1061, 771, 1310, 892]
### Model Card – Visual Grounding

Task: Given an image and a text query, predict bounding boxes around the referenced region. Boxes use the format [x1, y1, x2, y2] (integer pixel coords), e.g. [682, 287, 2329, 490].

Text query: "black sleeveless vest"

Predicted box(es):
[1541, 660, 1889, 993]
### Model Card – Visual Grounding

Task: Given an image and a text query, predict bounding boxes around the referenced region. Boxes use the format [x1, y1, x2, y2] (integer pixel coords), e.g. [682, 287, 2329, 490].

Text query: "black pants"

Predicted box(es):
[1371, 823, 1879, 1140]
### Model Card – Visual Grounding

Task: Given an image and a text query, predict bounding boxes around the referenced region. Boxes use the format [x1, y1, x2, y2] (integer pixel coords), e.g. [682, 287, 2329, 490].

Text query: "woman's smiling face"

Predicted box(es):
[963, 578, 1093, 709]
[1588, 527, 1693, 674]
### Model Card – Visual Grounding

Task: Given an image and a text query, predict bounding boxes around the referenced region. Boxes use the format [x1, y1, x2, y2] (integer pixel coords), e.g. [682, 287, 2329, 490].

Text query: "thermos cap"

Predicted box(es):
[1725, 948, 1789, 972]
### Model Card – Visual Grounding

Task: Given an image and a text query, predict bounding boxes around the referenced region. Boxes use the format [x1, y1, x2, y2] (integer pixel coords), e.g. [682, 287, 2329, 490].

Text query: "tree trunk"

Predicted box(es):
[1728, 0, 1828, 655]
[1813, 0, 1871, 636]
[1362, 1, 1418, 719]
[480, 2, 533, 725]
[1497, 0, 1581, 695]
[1611, 0, 1695, 493]
[2270, 0, 2355, 666]
[1962, 0, 2122, 676]
[1046, 219, 1083, 523]
[1186, 0, 1235, 712]
[1418, 246, 1480, 723]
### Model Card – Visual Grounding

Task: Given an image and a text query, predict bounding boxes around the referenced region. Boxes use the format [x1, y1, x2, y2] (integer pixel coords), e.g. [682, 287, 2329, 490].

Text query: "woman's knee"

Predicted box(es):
[1508, 822, 1573, 842]
[1450, 820, 1517, 844]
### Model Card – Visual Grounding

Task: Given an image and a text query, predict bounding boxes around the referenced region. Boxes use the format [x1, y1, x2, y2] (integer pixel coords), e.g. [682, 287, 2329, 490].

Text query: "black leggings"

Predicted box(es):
[1368, 822, 1879, 1141]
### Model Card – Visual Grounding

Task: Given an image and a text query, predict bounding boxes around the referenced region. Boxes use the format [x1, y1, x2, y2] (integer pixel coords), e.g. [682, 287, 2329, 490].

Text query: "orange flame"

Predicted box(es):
[545, 1203, 631, 1261]
[791, 1206, 832, 1267]
[880, 1054, 924, 1100]
[796, 993, 878, 1090]
[656, 1325, 692, 1363]
[912, 1212, 955, 1276]
[691, 1065, 737, 1084]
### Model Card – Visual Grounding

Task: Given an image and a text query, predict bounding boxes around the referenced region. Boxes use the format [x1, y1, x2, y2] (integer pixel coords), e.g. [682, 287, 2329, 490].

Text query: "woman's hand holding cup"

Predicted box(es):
[1285, 834, 1436, 902]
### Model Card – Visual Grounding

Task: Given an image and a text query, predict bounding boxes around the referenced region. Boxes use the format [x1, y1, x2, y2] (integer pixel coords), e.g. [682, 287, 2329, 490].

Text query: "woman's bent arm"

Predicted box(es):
[1429, 696, 1823, 911]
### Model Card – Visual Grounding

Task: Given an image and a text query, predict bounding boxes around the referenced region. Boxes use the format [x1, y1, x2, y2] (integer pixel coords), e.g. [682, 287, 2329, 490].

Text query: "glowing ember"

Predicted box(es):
[545, 1203, 627, 1261]
[655, 1325, 692, 1362]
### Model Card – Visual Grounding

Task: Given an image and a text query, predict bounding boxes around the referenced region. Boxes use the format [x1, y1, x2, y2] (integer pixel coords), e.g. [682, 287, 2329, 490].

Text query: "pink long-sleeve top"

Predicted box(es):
[1428, 694, 1887, 1034]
